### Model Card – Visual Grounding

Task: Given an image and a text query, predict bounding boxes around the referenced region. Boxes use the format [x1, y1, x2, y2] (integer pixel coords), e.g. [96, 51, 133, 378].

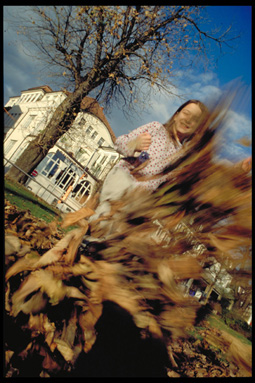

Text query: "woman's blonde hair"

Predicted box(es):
[163, 99, 209, 146]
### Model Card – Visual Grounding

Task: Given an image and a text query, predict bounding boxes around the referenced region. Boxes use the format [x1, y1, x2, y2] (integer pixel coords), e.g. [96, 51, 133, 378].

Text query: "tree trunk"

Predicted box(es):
[5, 139, 45, 184]
[5, 76, 100, 184]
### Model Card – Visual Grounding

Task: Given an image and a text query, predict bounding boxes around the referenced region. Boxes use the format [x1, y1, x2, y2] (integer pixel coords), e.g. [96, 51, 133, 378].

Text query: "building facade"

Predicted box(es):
[4, 86, 121, 212]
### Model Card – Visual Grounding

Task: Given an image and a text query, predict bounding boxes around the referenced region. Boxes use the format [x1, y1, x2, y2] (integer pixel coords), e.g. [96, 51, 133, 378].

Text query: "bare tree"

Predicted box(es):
[5, 6, 237, 183]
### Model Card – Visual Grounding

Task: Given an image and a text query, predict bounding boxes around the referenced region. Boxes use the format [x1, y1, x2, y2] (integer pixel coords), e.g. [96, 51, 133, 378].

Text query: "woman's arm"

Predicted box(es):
[114, 122, 160, 156]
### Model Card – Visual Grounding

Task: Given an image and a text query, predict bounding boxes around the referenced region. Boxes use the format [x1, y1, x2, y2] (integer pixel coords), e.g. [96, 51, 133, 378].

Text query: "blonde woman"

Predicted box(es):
[92, 100, 207, 221]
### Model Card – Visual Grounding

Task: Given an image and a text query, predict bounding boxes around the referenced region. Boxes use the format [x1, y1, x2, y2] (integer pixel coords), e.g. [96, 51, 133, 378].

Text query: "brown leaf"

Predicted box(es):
[95, 261, 141, 315]
[164, 210, 186, 230]
[61, 207, 95, 228]
[236, 136, 251, 147]
[32, 231, 78, 268]
[167, 370, 180, 377]
[167, 256, 202, 280]
[5, 235, 21, 256]
[5, 255, 39, 281]
[42, 351, 61, 372]
[221, 330, 252, 376]
[85, 192, 100, 211]
[159, 304, 198, 339]
[65, 285, 89, 302]
[63, 225, 89, 265]
[13, 290, 48, 316]
[61, 309, 77, 347]
[157, 263, 192, 305]
[209, 233, 248, 253]
[5, 282, 11, 312]
[11, 269, 66, 316]
[79, 304, 103, 353]
[46, 260, 96, 280]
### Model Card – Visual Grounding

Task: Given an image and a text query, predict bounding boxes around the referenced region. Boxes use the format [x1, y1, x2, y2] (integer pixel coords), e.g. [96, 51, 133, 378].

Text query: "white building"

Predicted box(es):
[4, 85, 121, 212]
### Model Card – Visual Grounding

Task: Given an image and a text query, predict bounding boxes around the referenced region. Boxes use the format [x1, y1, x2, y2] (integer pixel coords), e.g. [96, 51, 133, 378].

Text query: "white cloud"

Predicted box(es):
[224, 110, 251, 139]
[217, 110, 251, 161]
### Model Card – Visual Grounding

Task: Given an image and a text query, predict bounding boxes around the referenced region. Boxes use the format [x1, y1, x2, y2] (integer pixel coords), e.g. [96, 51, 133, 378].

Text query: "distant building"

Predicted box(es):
[4, 86, 121, 212]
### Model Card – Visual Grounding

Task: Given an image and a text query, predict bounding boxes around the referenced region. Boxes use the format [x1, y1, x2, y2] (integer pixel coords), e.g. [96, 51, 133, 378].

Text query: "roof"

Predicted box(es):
[26, 85, 53, 93]
[80, 96, 116, 143]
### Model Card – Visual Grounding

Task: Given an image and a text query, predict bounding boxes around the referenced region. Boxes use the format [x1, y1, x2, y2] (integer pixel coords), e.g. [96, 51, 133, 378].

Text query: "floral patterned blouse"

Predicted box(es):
[114, 121, 183, 192]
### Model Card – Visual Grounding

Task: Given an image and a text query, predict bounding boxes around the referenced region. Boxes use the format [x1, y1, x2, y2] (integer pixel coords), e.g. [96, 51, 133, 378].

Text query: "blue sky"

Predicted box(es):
[206, 6, 251, 86]
[3, 5, 252, 162]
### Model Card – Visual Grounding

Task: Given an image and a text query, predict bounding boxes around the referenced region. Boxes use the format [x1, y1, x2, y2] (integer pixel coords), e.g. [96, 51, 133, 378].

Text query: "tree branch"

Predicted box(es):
[182, 15, 237, 50]
[93, 7, 105, 68]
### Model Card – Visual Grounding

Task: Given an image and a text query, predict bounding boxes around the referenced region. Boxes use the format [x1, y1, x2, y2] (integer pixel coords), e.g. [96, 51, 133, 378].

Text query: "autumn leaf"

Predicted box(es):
[236, 136, 251, 147]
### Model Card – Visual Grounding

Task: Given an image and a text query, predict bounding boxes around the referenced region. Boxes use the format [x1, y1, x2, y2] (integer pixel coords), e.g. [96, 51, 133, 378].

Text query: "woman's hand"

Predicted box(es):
[134, 133, 152, 152]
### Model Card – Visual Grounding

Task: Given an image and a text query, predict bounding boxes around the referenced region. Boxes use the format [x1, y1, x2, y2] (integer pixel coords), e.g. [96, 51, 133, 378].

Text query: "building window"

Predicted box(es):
[38, 152, 75, 192]
[22, 114, 36, 129]
[30, 94, 37, 102]
[55, 167, 76, 191]
[85, 125, 93, 135]
[41, 155, 61, 179]
[35, 94, 43, 101]
[9, 113, 22, 124]
[4, 113, 15, 128]
[76, 147, 88, 161]
[72, 179, 92, 204]
[79, 117, 86, 126]
[100, 156, 107, 165]
[26, 95, 33, 102]
[97, 137, 105, 146]
[110, 155, 117, 162]
[91, 131, 98, 140]
[4, 139, 17, 155]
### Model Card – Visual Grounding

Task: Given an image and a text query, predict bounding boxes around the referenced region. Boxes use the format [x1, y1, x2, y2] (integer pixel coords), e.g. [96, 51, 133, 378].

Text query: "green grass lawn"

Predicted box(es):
[207, 313, 251, 346]
[5, 178, 61, 223]
[189, 312, 251, 349]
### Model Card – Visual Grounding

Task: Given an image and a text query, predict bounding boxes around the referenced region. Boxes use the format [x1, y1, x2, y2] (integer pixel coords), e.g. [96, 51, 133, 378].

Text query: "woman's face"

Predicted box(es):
[173, 103, 203, 142]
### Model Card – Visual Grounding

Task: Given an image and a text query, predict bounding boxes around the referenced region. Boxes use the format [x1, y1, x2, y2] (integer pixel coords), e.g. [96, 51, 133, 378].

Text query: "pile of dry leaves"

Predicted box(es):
[4, 200, 251, 378]
[4, 94, 252, 377]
